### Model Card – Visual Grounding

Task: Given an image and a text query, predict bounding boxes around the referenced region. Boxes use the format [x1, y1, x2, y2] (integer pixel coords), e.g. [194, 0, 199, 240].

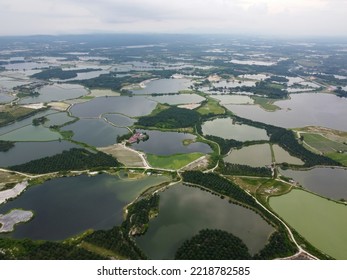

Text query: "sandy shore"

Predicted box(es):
[0, 181, 28, 205]
[48, 101, 70, 111]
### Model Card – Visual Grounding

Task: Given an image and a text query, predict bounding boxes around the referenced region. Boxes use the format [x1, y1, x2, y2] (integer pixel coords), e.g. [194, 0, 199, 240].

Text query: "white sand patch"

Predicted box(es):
[0, 181, 28, 205]
[65, 98, 90, 105]
[21, 103, 46, 109]
[0, 209, 33, 232]
[48, 102, 70, 111]
[171, 74, 185, 79]
[207, 74, 221, 82]
[122, 78, 158, 91]
[178, 103, 201, 110]
[98, 144, 146, 168]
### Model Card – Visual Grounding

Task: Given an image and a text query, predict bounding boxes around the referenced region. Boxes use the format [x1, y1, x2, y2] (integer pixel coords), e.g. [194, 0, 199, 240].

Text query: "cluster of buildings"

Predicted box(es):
[127, 132, 149, 144]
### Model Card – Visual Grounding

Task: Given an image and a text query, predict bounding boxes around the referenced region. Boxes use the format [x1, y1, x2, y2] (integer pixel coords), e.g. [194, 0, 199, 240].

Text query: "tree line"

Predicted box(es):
[82, 194, 161, 259]
[83, 227, 146, 260]
[175, 229, 251, 260]
[32, 67, 101, 80]
[9, 148, 121, 173]
[136, 107, 200, 129]
[268, 127, 339, 167]
[182, 171, 259, 209]
[219, 162, 272, 177]
[0, 238, 105, 260]
[265, 76, 289, 83]
[0, 140, 15, 152]
[175, 227, 297, 260]
[233, 115, 340, 167]
[204, 135, 243, 155]
[209, 80, 288, 99]
[122, 194, 160, 236]
[71, 72, 153, 91]
[253, 228, 297, 259]
[334, 87, 347, 98]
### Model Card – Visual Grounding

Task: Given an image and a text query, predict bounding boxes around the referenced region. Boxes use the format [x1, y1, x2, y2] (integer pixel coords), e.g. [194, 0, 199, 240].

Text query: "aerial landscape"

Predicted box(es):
[0, 0, 347, 261]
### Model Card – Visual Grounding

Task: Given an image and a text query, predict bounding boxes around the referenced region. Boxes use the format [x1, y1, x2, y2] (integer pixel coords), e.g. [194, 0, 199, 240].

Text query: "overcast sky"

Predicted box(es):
[0, 0, 346, 37]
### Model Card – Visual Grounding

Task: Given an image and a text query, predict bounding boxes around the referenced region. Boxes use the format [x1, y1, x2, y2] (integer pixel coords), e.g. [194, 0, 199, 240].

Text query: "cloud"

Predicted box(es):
[0, 0, 346, 36]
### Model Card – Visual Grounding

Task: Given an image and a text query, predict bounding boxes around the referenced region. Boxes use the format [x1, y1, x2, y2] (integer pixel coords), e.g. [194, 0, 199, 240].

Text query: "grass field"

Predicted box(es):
[231, 177, 269, 195]
[256, 179, 292, 204]
[326, 152, 347, 166]
[231, 177, 292, 205]
[196, 98, 225, 115]
[0, 105, 36, 126]
[80, 95, 95, 100]
[148, 103, 170, 116]
[0, 171, 26, 191]
[251, 96, 281, 111]
[59, 130, 74, 140]
[269, 83, 286, 90]
[147, 153, 204, 170]
[302, 133, 347, 153]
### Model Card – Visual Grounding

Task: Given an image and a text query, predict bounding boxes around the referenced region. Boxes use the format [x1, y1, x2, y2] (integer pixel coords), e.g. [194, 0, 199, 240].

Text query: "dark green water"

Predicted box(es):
[70, 96, 157, 118]
[136, 184, 274, 259]
[0, 174, 169, 241]
[279, 167, 347, 200]
[0, 141, 80, 167]
[62, 119, 129, 147]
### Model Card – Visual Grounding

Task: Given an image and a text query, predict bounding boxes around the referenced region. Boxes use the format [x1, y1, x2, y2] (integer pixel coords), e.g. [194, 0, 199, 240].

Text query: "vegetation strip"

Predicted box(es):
[9, 148, 121, 174]
[147, 153, 204, 170]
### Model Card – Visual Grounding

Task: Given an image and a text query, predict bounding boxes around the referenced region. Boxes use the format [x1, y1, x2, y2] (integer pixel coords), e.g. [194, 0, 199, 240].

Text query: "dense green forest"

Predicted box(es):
[204, 135, 243, 155]
[116, 131, 133, 143]
[9, 148, 120, 173]
[0, 238, 106, 260]
[182, 171, 259, 209]
[265, 76, 289, 83]
[31, 67, 101, 80]
[219, 162, 272, 177]
[82, 227, 146, 260]
[334, 87, 347, 98]
[238, 80, 288, 99]
[0, 140, 15, 152]
[136, 107, 200, 129]
[122, 194, 160, 236]
[193, 58, 294, 78]
[253, 228, 297, 260]
[210, 80, 288, 99]
[175, 229, 251, 260]
[71, 72, 153, 91]
[268, 127, 339, 167]
[232, 116, 340, 167]
[32, 116, 48, 126]
[174, 227, 297, 260]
